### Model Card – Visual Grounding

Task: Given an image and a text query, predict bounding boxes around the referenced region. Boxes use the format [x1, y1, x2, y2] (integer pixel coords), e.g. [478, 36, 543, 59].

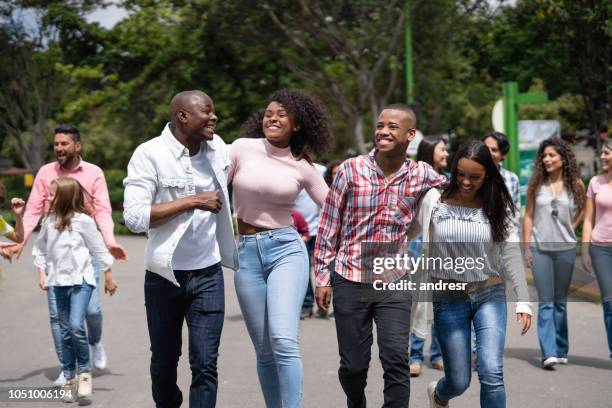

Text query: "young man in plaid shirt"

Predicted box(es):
[314, 104, 446, 407]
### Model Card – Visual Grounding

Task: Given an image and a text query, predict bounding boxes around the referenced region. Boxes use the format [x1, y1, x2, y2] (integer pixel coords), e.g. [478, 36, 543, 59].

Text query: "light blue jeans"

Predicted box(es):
[589, 244, 612, 358]
[531, 246, 575, 360]
[54, 283, 94, 379]
[410, 325, 442, 365]
[433, 284, 507, 408]
[47, 259, 102, 364]
[234, 227, 309, 408]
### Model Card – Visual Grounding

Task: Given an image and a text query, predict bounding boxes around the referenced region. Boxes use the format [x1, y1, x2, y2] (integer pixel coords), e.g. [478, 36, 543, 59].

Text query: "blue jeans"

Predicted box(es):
[410, 324, 442, 365]
[590, 244, 612, 358]
[235, 227, 309, 408]
[54, 283, 94, 379]
[433, 284, 507, 408]
[47, 260, 103, 364]
[144, 263, 225, 408]
[302, 237, 316, 310]
[531, 246, 575, 360]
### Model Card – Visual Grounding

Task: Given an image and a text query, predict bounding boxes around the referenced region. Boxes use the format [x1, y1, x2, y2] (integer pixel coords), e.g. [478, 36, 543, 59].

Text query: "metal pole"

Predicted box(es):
[503, 82, 520, 174]
[405, 0, 414, 104]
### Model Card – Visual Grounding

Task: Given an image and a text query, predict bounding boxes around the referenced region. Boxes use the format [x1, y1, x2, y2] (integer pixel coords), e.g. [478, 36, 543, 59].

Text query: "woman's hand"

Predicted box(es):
[38, 269, 47, 291]
[0, 242, 17, 262]
[581, 248, 593, 276]
[517, 313, 532, 335]
[10, 198, 25, 217]
[522, 246, 533, 269]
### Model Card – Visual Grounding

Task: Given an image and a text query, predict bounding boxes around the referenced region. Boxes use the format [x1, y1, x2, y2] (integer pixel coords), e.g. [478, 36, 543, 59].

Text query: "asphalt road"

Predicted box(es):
[0, 235, 610, 407]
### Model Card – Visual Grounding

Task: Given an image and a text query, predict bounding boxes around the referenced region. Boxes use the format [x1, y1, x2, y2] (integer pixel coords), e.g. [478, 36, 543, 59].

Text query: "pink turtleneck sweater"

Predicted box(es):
[229, 138, 328, 229]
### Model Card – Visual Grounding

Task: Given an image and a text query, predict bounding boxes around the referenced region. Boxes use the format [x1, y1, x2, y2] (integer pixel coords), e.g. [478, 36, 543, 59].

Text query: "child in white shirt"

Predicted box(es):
[33, 177, 116, 402]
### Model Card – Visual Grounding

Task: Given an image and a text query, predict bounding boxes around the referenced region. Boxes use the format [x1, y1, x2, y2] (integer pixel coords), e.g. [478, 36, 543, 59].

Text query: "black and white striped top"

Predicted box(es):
[428, 202, 501, 282]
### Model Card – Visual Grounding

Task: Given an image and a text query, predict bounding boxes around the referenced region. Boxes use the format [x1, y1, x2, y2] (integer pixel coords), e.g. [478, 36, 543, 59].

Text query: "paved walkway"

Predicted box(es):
[0, 235, 610, 407]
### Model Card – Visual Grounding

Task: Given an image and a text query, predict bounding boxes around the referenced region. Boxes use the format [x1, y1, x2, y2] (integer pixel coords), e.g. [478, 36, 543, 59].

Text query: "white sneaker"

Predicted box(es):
[557, 357, 568, 364]
[77, 372, 93, 398]
[52, 370, 66, 387]
[542, 356, 559, 369]
[91, 342, 107, 370]
[428, 381, 449, 407]
[62, 377, 78, 403]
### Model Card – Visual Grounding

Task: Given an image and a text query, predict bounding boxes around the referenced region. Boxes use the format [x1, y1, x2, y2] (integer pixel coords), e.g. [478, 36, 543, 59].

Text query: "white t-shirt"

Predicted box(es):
[172, 149, 221, 270]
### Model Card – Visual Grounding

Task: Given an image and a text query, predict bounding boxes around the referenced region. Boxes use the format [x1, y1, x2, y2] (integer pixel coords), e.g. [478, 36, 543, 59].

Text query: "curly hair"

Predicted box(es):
[238, 89, 333, 162]
[442, 140, 515, 242]
[527, 138, 585, 213]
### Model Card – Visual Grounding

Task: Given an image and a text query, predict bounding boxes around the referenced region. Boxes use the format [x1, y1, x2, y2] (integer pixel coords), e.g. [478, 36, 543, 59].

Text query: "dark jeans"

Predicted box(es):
[144, 263, 225, 408]
[302, 237, 316, 309]
[332, 273, 412, 408]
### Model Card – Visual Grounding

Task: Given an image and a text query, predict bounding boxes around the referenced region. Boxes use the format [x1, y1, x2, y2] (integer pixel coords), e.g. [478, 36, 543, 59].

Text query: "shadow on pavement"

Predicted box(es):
[225, 314, 244, 322]
[0, 367, 124, 384]
[0, 366, 58, 383]
[505, 347, 612, 370]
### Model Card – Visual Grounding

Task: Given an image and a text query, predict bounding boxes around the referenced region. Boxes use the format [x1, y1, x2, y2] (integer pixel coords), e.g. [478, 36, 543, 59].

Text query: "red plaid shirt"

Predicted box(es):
[314, 150, 446, 286]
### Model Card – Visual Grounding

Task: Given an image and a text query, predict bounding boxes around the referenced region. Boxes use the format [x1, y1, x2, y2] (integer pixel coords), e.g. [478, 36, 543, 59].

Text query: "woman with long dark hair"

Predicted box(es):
[416, 135, 449, 175]
[229, 89, 332, 407]
[522, 138, 585, 369]
[409, 135, 449, 377]
[582, 138, 612, 360]
[420, 140, 532, 408]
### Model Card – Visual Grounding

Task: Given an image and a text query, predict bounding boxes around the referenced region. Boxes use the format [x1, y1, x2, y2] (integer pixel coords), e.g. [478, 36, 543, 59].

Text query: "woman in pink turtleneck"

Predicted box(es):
[228, 89, 332, 408]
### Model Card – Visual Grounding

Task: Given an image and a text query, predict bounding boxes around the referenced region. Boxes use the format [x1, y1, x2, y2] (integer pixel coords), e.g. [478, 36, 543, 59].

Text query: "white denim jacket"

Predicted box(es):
[123, 124, 238, 286]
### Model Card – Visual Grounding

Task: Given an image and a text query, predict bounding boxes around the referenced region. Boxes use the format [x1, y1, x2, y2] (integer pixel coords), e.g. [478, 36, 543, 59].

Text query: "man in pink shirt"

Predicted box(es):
[11, 124, 128, 386]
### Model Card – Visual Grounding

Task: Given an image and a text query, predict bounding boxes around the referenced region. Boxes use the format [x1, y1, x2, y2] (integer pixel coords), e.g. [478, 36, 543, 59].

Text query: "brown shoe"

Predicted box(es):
[300, 308, 313, 320]
[409, 363, 422, 377]
[431, 359, 444, 370]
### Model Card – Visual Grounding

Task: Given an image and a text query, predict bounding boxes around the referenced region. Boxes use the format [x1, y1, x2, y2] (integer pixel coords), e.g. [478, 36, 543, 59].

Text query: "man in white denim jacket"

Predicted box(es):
[123, 90, 237, 408]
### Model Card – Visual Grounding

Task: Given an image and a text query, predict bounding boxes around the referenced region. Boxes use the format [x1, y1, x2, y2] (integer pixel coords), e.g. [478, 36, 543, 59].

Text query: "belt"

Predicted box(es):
[464, 276, 504, 294]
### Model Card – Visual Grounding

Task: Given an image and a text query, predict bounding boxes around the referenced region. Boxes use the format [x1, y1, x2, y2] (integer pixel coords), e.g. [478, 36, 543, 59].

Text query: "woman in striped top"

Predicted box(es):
[422, 140, 532, 408]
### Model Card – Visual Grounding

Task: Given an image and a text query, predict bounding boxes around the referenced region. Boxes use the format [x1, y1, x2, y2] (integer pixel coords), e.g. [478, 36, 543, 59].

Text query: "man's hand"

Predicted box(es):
[315, 287, 332, 311]
[10, 198, 25, 217]
[517, 313, 532, 336]
[107, 243, 128, 261]
[192, 190, 222, 213]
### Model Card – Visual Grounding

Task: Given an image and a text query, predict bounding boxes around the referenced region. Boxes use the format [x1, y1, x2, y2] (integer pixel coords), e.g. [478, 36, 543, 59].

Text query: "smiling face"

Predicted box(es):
[54, 133, 81, 168]
[456, 158, 486, 201]
[375, 109, 415, 156]
[184, 95, 218, 141]
[262, 101, 296, 148]
[542, 146, 563, 175]
[432, 140, 449, 171]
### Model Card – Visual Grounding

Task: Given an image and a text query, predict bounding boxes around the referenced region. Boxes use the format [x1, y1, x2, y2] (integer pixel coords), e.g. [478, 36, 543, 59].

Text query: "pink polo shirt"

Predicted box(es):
[23, 159, 116, 246]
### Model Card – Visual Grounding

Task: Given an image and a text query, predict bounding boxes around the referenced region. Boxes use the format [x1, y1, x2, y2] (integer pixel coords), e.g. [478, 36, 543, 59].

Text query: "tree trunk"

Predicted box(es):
[350, 114, 367, 154]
